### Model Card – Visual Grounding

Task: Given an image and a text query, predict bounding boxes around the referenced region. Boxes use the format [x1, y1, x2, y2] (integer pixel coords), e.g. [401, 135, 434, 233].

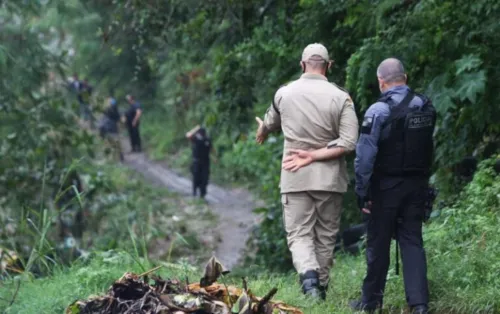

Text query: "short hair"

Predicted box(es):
[305, 55, 328, 70]
[377, 58, 406, 83]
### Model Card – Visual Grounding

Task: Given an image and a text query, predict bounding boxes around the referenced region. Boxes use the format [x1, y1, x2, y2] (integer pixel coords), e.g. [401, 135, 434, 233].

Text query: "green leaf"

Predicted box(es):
[252, 207, 269, 214]
[455, 54, 483, 76]
[453, 71, 486, 104]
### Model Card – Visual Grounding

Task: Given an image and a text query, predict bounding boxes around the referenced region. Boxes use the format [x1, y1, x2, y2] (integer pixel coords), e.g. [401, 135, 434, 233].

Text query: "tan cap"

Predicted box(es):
[301, 43, 329, 62]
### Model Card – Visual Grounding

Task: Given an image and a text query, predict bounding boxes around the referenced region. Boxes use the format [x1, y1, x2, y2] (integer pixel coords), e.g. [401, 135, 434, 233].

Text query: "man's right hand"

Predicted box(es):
[255, 117, 268, 144]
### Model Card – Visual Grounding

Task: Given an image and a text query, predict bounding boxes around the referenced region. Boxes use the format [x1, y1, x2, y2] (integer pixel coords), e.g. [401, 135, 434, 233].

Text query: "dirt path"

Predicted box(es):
[121, 140, 261, 270]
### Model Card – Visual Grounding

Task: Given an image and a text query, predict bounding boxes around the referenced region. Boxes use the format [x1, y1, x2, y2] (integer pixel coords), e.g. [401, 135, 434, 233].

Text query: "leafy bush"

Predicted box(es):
[423, 157, 500, 312]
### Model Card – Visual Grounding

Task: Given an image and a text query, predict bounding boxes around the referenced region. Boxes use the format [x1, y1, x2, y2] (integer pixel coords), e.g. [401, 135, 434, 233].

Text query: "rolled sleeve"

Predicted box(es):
[328, 98, 359, 152]
[354, 102, 390, 197]
[263, 88, 285, 132]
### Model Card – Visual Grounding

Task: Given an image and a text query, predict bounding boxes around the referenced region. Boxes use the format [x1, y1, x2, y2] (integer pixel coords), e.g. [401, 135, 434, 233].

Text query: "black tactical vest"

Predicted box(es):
[374, 91, 436, 177]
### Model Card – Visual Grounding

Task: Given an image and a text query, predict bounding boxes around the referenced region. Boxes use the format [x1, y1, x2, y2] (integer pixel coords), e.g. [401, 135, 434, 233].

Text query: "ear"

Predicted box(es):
[327, 61, 333, 69]
[300, 61, 305, 71]
[404, 74, 408, 82]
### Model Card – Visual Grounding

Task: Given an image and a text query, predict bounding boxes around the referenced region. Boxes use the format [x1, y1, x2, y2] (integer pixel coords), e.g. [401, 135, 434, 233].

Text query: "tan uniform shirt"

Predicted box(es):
[264, 73, 359, 193]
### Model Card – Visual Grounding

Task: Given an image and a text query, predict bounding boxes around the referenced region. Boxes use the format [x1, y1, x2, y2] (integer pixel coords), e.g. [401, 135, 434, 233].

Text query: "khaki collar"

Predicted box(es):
[300, 73, 328, 81]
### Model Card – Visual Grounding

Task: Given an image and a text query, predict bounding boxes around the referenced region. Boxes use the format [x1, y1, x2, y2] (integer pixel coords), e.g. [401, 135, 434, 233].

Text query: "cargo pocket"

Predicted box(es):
[281, 193, 288, 229]
[281, 193, 288, 205]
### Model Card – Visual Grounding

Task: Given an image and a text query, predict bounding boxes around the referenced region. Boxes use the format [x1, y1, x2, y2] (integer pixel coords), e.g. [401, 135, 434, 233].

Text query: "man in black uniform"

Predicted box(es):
[124, 95, 143, 152]
[186, 125, 216, 199]
[350, 58, 436, 314]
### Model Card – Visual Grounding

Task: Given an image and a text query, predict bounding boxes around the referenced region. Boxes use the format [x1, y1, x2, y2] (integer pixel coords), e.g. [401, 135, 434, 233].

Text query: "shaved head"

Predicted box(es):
[377, 58, 406, 83]
[305, 55, 328, 70]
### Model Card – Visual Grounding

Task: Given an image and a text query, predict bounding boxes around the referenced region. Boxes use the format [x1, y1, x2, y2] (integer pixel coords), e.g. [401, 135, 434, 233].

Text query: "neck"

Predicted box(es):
[382, 82, 405, 93]
[305, 70, 326, 76]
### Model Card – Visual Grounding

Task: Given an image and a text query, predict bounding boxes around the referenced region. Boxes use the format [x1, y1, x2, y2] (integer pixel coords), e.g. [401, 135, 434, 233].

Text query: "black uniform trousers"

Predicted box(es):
[126, 122, 141, 152]
[361, 177, 429, 308]
[191, 160, 210, 198]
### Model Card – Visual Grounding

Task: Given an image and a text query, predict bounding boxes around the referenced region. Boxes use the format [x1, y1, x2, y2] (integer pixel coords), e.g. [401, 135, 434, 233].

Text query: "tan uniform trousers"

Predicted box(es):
[282, 191, 343, 286]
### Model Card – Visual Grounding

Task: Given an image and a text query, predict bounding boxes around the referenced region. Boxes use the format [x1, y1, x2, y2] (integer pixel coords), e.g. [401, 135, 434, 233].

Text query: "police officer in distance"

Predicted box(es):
[124, 95, 143, 153]
[255, 43, 359, 300]
[350, 58, 436, 314]
[186, 125, 216, 199]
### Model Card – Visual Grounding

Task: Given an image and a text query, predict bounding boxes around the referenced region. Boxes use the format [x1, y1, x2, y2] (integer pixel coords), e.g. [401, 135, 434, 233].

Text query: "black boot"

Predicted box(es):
[411, 304, 428, 314]
[349, 300, 381, 313]
[319, 284, 328, 300]
[299, 270, 321, 300]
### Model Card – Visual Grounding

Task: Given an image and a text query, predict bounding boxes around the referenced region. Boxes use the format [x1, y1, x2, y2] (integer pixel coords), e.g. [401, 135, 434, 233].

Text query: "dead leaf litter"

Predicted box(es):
[66, 256, 303, 314]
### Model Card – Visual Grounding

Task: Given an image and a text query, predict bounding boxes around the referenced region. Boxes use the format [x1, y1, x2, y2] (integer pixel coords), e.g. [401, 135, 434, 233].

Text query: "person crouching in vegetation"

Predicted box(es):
[186, 125, 217, 200]
[255, 43, 359, 300]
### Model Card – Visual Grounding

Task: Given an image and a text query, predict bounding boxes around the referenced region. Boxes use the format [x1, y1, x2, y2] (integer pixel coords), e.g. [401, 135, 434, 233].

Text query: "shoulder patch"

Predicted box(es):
[361, 115, 374, 134]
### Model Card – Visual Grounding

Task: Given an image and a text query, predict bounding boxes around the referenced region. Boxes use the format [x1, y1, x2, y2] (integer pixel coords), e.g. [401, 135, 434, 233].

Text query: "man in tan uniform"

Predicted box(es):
[255, 43, 359, 299]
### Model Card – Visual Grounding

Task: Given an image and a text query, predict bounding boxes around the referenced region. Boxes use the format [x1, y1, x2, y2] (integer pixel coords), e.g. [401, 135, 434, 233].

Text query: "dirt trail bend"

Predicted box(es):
[122, 145, 261, 270]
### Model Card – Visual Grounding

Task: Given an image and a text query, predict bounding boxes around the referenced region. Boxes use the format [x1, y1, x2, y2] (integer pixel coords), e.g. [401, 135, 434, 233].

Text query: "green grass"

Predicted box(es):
[0, 252, 367, 314]
[1, 248, 491, 314]
[0, 251, 192, 314]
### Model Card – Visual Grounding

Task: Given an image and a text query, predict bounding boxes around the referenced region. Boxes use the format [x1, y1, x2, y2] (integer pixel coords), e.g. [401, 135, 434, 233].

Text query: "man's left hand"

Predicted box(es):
[282, 149, 314, 172]
[357, 194, 372, 214]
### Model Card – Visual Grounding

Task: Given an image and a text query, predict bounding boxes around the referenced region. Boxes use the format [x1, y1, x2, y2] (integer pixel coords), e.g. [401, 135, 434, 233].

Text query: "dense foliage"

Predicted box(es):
[423, 158, 500, 312]
[0, 1, 214, 275]
[0, 0, 499, 312]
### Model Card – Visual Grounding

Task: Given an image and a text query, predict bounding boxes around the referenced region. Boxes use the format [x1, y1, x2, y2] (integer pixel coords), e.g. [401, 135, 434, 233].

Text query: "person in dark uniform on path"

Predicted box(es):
[186, 125, 216, 199]
[350, 58, 436, 314]
[124, 94, 143, 152]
